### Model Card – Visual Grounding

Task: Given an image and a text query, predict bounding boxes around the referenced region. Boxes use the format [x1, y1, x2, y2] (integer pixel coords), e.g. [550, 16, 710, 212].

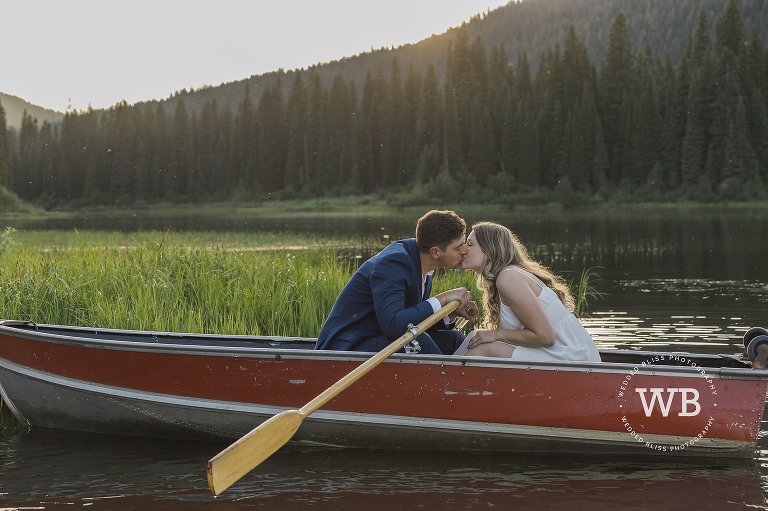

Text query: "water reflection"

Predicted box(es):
[2, 207, 768, 508]
[0, 429, 765, 510]
[582, 278, 767, 355]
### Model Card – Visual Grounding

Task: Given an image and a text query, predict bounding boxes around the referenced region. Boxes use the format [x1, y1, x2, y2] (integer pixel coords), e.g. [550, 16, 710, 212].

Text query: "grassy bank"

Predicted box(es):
[4, 192, 768, 222]
[0, 230, 480, 337]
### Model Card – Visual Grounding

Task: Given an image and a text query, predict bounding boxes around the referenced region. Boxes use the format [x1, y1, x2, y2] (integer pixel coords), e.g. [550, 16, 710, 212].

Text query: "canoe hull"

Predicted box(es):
[1, 323, 766, 457]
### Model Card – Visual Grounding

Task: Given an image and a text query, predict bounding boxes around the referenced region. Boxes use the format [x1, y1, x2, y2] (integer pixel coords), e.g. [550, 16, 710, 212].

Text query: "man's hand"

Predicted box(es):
[435, 287, 472, 309]
[450, 301, 479, 322]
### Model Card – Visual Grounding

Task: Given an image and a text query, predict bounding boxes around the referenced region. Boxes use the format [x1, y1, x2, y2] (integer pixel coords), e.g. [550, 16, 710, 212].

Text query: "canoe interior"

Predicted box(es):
[0, 320, 751, 370]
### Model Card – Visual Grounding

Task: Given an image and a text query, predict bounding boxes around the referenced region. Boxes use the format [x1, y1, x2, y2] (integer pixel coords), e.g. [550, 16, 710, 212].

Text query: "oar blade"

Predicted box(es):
[207, 409, 305, 495]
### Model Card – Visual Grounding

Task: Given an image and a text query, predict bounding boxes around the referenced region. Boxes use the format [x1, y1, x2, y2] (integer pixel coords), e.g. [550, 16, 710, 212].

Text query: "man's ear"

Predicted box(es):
[429, 246, 441, 259]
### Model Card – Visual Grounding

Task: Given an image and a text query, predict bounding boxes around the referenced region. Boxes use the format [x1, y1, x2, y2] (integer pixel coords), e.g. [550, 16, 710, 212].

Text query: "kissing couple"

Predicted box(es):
[315, 210, 599, 362]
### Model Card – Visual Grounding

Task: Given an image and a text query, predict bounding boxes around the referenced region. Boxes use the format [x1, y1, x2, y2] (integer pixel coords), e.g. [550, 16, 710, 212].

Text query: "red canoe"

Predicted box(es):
[0, 320, 765, 457]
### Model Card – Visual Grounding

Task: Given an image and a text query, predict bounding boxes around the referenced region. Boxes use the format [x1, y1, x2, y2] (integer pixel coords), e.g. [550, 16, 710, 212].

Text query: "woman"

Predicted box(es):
[455, 222, 600, 362]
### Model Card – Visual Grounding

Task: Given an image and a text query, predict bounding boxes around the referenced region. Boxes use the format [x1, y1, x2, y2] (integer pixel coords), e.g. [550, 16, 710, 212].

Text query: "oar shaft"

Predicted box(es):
[300, 299, 460, 416]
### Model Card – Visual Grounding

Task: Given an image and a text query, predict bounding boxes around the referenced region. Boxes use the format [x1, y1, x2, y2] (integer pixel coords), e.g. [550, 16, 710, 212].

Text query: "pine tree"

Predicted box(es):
[599, 11, 634, 181]
[232, 83, 258, 193]
[446, 24, 472, 165]
[386, 56, 406, 187]
[568, 82, 598, 186]
[197, 99, 219, 196]
[366, 66, 389, 190]
[258, 77, 287, 192]
[135, 105, 155, 203]
[0, 99, 13, 189]
[547, 99, 567, 188]
[402, 62, 422, 182]
[284, 73, 307, 191]
[187, 111, 200, 199]
[359, 70, 378, 191]
[37, 121, 57, 206]
[416, 64, 441, 182]
[443, 81, 461, 176]
[516, 52, 532, 99]
[169, 99, 192, 197]
[467, 99, 496, 185]
[151, 103, 170, 200]
[681, 79, 707, 185]
[500, 96, 516, 176]
[544, 42, 566, 117]
[469, 36, 490, 106]
[593, 119, 610, 185]
[301, 69, 328, 193]
[715, 0, 745, 57]
[211, 104, 233, 196]
[723, 96, 760, 182]
[514, 97, 541, 187]
[745, 27, 767, 100]
[690, 8, 712, 68]
[562, 26, 590, 115]
[748, 88, 768, 178]
[347, 90, 367, 193]
[709, 46, 740, 184]
[488, 43, 509, 161]
[659, 54, 688, 184]
[327, 72, 352, 190]
[134, 140, 150, 200]
[58, 111, 82, 202]
[109, 101, 137, 203]
[633, 74, 660, 184]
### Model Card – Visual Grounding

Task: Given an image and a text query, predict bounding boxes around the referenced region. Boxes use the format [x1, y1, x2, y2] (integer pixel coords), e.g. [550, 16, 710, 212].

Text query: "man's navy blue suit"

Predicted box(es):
[314, 238, 464, 355]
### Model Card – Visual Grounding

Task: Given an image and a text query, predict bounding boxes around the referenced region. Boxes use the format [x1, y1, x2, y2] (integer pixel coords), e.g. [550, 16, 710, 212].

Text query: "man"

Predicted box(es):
[315, 210, 478, 355]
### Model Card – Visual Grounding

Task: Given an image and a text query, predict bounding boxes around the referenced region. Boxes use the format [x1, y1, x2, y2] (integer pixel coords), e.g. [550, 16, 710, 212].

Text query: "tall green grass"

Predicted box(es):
[0, 234, 351, 337]
[0, 230, 598, 336]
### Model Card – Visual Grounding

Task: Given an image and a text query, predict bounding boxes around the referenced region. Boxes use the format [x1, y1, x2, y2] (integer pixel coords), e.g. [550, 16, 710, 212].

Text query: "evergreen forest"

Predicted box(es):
[1, 0, 767, 208]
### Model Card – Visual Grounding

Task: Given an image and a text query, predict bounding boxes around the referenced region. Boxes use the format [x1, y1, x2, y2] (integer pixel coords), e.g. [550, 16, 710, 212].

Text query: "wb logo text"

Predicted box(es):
[635, 388, 701, 417]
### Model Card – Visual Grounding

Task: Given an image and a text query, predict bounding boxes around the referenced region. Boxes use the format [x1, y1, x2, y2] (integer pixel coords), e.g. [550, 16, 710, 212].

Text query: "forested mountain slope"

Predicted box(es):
[2, 0, 767, 208]
[144, 0, 768, 116]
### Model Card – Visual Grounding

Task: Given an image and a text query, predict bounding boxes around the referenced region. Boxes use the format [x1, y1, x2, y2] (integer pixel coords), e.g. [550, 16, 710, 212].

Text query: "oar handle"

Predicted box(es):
[299, 299, 461, 416]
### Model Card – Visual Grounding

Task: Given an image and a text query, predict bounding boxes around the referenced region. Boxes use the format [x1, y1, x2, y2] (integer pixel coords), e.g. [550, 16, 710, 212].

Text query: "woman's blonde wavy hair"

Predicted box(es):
[472, 222, 574, 329]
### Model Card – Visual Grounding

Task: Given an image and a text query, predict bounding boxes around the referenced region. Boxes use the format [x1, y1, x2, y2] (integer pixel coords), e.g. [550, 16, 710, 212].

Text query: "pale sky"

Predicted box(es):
[3, 1, 506, 113]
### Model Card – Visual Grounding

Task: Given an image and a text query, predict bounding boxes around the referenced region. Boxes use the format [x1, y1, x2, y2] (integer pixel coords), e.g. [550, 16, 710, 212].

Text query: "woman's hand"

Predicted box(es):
[467, 329, 500, 349]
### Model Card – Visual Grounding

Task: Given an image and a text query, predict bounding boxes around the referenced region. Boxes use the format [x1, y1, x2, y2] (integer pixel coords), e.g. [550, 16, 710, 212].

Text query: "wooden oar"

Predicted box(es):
[206, 299, 461, 495]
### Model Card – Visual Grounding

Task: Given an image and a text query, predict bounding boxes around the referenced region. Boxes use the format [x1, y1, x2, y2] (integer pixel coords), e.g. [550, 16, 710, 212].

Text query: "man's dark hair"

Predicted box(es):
[415, 210, 466, 253]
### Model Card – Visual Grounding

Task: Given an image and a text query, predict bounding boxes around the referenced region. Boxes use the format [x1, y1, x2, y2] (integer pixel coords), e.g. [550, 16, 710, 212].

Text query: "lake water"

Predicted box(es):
[2, 205, 768, 509]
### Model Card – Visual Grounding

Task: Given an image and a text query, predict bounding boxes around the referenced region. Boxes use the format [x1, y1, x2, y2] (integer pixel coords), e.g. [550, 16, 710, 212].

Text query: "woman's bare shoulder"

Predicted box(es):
[497, 266, 545, 293]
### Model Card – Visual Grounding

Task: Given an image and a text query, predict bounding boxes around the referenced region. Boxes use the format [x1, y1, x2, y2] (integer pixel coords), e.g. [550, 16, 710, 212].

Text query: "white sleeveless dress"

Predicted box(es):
[457, 268, 601, 363]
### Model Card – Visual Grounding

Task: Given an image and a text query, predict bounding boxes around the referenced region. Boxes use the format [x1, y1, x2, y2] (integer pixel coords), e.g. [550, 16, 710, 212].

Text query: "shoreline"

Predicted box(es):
[3, 196, 768, 221]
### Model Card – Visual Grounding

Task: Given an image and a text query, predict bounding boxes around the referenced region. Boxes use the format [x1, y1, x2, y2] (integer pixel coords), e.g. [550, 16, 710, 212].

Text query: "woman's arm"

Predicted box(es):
[467, 270, 556, 349]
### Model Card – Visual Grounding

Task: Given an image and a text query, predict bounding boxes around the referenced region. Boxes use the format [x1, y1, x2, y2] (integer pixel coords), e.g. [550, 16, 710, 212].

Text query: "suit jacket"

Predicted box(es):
[315, 238, 450, 350]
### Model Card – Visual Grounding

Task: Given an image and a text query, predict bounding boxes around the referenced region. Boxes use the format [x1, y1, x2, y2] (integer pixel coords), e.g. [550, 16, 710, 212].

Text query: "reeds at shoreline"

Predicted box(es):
[0, 231, 482, 337]
[0, 230, 599, 337]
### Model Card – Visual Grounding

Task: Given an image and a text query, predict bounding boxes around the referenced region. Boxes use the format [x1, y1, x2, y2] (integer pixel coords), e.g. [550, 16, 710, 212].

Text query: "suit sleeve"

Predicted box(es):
[369, 252, 435, 341]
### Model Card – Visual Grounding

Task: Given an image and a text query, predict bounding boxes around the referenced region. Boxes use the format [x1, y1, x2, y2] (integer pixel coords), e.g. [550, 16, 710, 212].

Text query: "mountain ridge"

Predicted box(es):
[3, 0, 766, 122]
[136, 0, 768, 117]
[0, 92, 64, 130]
